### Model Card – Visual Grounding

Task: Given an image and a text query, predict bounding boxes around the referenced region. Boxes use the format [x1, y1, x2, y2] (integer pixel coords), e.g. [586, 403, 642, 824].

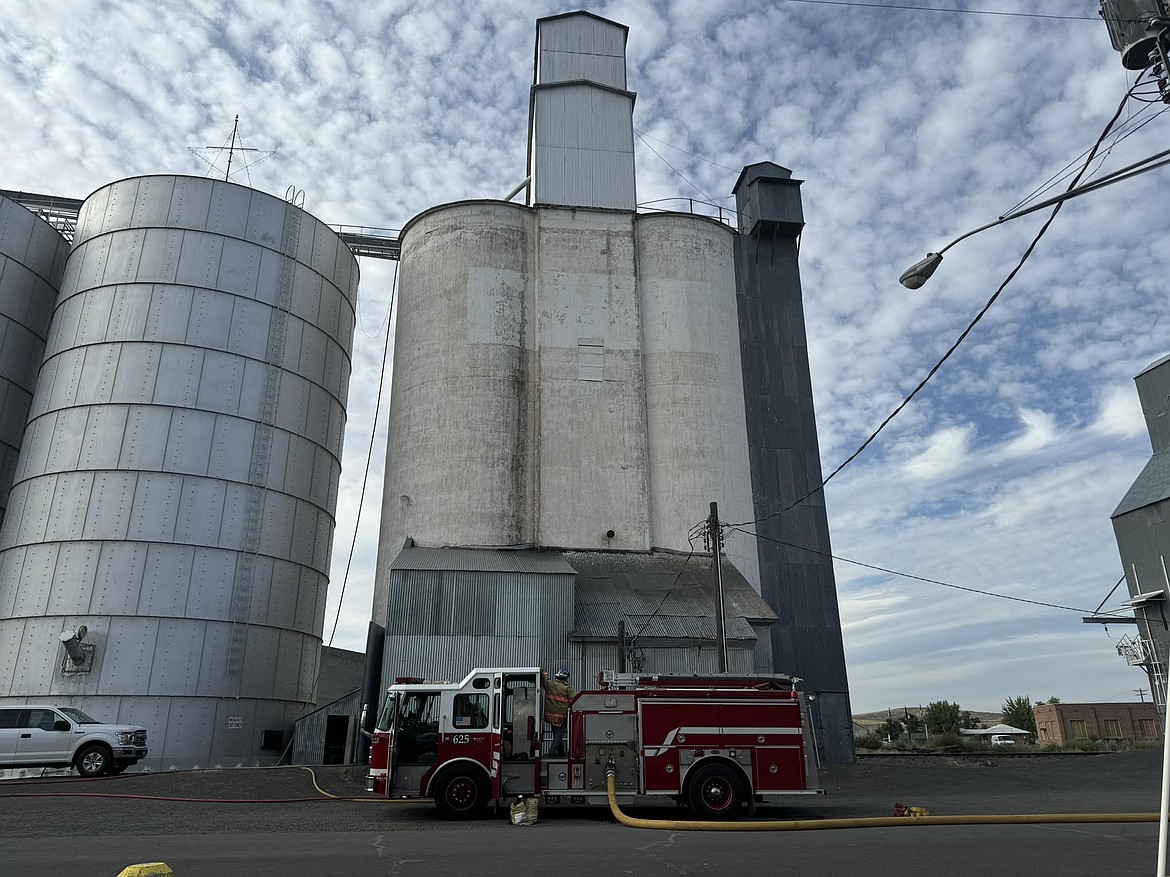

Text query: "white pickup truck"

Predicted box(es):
[0, 705, 148, 776]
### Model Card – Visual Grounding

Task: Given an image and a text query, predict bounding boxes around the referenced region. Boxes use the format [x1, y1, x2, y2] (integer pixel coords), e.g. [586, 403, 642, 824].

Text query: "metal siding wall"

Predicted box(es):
[537, 15, 626, 89]
[732, 176, 853, 762]
[293, 688, 362, 765]
[532, 85, 635, 211]
[380, 567, 575, 688]
[0, 197, 68, 528]
[0, 175, 358, 769]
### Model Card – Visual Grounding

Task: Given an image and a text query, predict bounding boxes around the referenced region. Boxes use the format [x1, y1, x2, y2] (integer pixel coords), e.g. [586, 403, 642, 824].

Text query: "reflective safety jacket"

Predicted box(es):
[541, 674, 574, 727]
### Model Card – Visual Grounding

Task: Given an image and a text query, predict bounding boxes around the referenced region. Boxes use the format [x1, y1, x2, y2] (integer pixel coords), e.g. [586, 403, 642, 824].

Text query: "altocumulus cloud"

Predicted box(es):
[1, 0, 1164, 712]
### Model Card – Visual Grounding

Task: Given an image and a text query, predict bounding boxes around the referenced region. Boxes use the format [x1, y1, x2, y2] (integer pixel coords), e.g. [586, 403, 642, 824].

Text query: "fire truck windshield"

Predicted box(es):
[375, 692, 398, 731]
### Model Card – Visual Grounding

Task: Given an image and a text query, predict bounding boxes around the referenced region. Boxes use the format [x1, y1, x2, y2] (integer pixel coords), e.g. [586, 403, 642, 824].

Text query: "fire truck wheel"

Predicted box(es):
[687, 763, 743, 819]
[433, 768, 489, 819]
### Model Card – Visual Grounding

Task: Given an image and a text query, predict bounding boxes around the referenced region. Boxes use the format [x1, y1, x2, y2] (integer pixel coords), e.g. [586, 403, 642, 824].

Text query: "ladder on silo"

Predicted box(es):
[227, 199, 302, 681]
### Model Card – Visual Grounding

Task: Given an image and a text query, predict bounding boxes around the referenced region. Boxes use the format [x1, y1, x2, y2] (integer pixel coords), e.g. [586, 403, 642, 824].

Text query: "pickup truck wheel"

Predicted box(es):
[432, 768, 488, 819]
[687, 763, 743, 820]
[75, 743, 112, 777]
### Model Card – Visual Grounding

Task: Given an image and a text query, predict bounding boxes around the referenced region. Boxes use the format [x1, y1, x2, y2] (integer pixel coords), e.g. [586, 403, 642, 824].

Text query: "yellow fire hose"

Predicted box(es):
[604, 769, 1159, 831]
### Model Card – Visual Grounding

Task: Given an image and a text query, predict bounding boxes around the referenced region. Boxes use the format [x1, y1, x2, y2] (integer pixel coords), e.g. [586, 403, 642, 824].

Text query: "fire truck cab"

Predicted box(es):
[367, 666, 821, 820]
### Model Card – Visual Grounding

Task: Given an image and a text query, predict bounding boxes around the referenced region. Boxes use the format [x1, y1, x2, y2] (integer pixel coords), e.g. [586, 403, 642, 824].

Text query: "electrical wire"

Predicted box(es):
[634, 130, 716, 202]
[326, 259, 399, 648]
[632, 128, 740, 173]
[729, 526, 1126, 617]
[774, 0, 1098, 21]
[729, 80, 1140, 531]
[628, 527, 705, 647]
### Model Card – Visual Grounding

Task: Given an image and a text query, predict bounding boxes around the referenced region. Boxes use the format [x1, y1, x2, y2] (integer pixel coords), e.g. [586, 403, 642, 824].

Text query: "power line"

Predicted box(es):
[632, 128, 740, 173]
[775, 0, 1098, 21]
[326, 259, 399, 647]
[730, 79, 1139, 530]
[634, 130, 716, 202]
[730, 526, 1125, 617]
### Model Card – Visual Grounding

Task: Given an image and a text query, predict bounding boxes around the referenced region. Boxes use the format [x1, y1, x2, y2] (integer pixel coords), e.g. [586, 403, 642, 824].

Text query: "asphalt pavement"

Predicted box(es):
[0, 749, 1161, 875]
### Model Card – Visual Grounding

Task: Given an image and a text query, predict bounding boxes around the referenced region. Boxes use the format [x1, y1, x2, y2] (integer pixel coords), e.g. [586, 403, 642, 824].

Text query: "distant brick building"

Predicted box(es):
[1033, 703, 1160, 745]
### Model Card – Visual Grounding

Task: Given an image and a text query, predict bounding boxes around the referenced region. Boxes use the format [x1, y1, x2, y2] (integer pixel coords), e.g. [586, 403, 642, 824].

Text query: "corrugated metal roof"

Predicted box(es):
[1113, 452, 1170, 517]
[389, 546, 577, 574]
[567, 550, 775, 641]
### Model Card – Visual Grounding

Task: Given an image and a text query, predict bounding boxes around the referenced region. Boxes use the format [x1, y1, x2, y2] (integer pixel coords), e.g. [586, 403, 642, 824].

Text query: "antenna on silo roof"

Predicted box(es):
[188, 115, 276, 185]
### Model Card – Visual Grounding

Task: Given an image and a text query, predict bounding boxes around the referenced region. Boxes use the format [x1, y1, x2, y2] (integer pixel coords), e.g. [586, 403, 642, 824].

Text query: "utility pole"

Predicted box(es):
[707, 501, 728, 673]
[1139, 688, 1149, 702]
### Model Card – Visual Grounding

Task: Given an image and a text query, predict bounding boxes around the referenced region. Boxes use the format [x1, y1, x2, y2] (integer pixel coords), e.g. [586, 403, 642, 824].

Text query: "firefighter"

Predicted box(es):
[541, 669, 575, 756]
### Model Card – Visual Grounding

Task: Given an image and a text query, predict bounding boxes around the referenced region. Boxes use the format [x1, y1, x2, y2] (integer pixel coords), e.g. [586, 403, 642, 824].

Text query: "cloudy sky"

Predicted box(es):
[2, 0, 1165, 714]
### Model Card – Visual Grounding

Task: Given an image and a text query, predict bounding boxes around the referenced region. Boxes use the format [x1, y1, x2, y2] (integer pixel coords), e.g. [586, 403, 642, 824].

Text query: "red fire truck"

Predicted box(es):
[366, 666, 821, 819]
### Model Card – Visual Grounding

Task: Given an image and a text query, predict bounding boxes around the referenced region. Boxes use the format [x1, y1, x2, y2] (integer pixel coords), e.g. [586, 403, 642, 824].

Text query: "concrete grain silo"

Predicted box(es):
[0, 175, 357, 768]
[0, 195, 69, 526]
[370, 11, 854, 763]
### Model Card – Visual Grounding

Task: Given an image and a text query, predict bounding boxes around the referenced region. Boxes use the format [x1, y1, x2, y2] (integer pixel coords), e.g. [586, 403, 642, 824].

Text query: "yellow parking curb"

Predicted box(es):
[116, 864, 173, 876]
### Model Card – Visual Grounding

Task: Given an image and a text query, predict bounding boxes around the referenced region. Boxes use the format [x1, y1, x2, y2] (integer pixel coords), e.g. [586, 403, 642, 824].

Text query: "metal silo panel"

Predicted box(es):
[82, 472, 136, 539]
[80, 406, 129, 469]
[76, 344, 119, 404]
[176, 231, 224, 290]
[101, 178, 140, 235]
[111, 345, 161, 405]
[139, 544, 195, 616]
[216, 482, 251, 546]
[274, 628, 302, 701]
[159, 696, 217, 769]
[100, 616, 161, 693]
[153, 346, 203, 407]
[206, 181, 251, 239]
[226, 298, 270, 360]
[104, 229, 145, 285]
[0, 617, 24, 691]
[188, 288, 234, 349]
[44, 407, 87, 471]
[187, 548, 236, 619]
[195, 623, 231, 692]
[45, 542, 98, 614]
[146, 290, 193, 345]
[259, 493, 296, 558]
[195, 351, 244, 415]
[136, 229, 184, 286]
[162, 410, 213, 474]
[108, 285, 152, 341]
[219, 237, 262, 299]
[147, 621, 202, 693]
[208, 419, 253, 482]
[93, 542, 147, 615]
[245, 194, 285, 248]
[127, 473, 182, 542]
[132, 177, 175, 228]
[241, 625, 280, 697]
[120, 405, 171, 470]
[168, 178, 213, 230]
[175, 478, 226, 545]
[46, 471, 93, 541]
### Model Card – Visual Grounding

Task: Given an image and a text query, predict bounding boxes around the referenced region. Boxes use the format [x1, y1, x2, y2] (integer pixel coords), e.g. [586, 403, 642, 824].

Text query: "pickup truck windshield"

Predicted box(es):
[57, 707, 99, 724]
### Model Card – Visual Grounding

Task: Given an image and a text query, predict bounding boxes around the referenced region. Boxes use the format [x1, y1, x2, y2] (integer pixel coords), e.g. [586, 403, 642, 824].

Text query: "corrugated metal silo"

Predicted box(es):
[0, 196, 69, 526]
[0, 175, 357, 768]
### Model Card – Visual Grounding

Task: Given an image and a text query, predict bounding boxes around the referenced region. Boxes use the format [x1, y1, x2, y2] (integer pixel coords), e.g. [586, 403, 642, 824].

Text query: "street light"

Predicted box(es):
[899, 145, 1170, 289]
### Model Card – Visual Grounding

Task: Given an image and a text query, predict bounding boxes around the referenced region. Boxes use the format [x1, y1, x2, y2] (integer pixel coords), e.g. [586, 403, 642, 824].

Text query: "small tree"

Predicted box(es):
[879, 718, 903, 741]
[903, 712, 924, 735]
[960, 711, 983, 730]
[1002, 695, 1038, 734]
[923, 700, 963, 734]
